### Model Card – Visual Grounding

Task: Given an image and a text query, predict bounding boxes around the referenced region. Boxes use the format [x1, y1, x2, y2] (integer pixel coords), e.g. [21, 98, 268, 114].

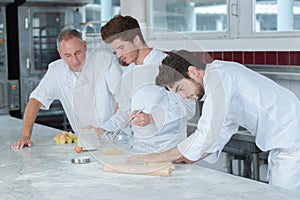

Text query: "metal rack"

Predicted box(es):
[7, 0, 91, 131]
[81, 20, 111, 51]
[0, 1, 13, 115]
[187, 101, 268, 182]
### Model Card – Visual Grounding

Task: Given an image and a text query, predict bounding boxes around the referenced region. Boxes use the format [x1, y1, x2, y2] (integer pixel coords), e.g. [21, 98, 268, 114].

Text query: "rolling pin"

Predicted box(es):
[144, 162, 175, 171]
[103, 164, 172, 177]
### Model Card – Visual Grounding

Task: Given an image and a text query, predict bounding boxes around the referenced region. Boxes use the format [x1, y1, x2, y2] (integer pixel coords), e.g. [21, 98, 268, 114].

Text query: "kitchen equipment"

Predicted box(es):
[71, 156, 91, 164]
[0, 0, 12, 115]
[6, 0, 92, 129]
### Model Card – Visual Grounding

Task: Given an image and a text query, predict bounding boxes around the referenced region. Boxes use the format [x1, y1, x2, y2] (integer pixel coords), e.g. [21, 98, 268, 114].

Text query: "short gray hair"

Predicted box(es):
[57, 29, 83, 48]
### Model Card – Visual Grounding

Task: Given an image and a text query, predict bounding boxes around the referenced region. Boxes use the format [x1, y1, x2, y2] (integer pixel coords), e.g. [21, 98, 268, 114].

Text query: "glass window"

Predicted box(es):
[83, 0, 120, 49]
[149, 0, 228, 33]
[32, 11, 63, 72]
[84, 0, 120, 22]
[85, 3, 101, 21]
[255, 0, 300, 32]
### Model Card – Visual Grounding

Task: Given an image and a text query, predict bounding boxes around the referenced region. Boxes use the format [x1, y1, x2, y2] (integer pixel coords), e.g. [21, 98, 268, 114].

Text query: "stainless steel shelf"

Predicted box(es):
[247, 65, 300, 80]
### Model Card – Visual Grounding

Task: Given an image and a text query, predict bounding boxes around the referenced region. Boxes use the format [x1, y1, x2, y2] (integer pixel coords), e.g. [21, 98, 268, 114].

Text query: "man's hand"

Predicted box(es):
[95, 127, 106, 135]
[173, 156, 195, 164]
[126, 153, 162, 163]
[129, 110, 154, 127]
[174, 153, 210, 164]
[127, 147, 182, 163]
[11, 137, 33, 149]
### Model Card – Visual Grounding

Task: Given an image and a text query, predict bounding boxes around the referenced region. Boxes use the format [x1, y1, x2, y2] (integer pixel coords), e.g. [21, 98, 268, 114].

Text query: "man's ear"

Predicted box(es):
[57, 48, 62, 58]
[83, 41, 87, 51]
[133, 35, 140, 45]
[187, 66, 199, 79]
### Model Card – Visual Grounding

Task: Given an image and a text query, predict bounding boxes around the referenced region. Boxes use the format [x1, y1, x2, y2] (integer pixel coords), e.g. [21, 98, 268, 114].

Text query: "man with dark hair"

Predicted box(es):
[128, 50, 300, 191]
[99, 15, 195, 152]
[11, 29, 122, 149]
[101, 15, 146, 44]
[101, 15, 157, 67]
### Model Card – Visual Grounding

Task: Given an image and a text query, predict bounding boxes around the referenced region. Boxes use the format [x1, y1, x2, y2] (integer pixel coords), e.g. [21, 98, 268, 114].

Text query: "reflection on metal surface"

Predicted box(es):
[18, 0, 92, 6]
[0, 0, 13, 6]
[0, 6, 8, 115]
[0, 82, 4, 108]
[71, 156, 91, 164]
[7, 80, 20, 111]
[247, 65, 300, 80]
[32, 12, 62, 72]
[81, 20, 112, 51]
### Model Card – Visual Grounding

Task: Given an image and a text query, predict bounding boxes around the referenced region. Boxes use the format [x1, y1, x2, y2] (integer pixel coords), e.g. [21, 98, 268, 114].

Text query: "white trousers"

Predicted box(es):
[268, 148, 300, 190]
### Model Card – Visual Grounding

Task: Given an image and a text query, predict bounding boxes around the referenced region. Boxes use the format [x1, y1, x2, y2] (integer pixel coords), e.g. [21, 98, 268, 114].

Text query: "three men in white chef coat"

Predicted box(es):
[127, 50, 300, 191]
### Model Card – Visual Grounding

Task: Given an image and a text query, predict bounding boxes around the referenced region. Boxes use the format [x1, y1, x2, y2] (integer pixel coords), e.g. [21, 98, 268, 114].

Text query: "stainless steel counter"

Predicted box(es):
[223, 130, 264, 180]
[1, 115, 300, 199]
[188, 119, 264, 181]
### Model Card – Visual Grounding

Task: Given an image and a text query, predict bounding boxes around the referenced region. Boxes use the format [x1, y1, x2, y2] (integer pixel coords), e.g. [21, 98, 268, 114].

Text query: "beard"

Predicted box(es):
[193, 79, 204, 100]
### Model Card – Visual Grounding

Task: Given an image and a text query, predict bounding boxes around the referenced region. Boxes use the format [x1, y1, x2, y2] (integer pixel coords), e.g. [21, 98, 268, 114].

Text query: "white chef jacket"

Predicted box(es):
[102, 49, 195, 152]
[30, 49, 122, 133]
[178, 60, 300, 163]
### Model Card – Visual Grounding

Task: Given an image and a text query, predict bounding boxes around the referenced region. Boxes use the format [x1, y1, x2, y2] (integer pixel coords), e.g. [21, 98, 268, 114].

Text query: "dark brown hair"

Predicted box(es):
[101, 15, 146, 44]
[155, 50, 206, 87]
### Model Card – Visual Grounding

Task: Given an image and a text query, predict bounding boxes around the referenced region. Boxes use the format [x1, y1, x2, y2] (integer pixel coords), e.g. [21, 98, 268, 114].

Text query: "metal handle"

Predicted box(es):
[0, 82, 5, 108]
[26, 58, 30, 69]
[231, 3, 239, 17]
[25, 17, 29, 29]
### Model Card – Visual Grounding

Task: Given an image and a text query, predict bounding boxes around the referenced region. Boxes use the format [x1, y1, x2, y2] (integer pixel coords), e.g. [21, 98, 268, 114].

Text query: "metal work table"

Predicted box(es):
[223, 130, 265, 181]
[1, 115, 300, 200]
[188, 120, 264, 181]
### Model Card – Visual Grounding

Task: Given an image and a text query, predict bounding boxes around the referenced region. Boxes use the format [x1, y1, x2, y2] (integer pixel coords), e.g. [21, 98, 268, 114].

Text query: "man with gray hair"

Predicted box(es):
[11, 29, 122, 149]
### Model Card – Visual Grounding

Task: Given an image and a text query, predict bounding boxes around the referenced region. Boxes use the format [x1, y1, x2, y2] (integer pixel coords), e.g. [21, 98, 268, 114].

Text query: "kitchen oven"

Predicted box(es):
[0, 0, 13, 115]
[7, 0, 92, 130]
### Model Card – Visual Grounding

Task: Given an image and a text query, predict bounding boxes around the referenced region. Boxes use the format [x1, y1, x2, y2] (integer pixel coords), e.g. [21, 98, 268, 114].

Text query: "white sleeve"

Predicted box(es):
[29, 65, 57, 110]
[203, 151, 221, 163]
[177, 67, 229, 161]
[150, 90, 195, 134]
[106, 59, 122, 103]
[182, 98, 196, 120]
[101, 68, 133, 131]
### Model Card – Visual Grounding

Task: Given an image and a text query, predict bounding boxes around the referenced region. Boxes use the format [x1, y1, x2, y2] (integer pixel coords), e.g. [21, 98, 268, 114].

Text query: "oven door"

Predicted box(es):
[18, 6, 76, 77]
[18, 6, 81, 113]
